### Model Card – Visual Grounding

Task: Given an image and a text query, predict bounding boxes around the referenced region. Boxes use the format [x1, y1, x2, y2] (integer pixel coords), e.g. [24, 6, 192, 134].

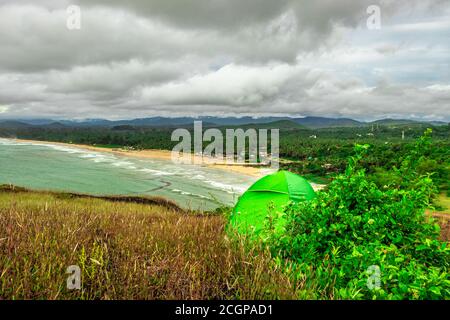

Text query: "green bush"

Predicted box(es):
[369, 167, 402, 189]
[264, 131, 450, 299]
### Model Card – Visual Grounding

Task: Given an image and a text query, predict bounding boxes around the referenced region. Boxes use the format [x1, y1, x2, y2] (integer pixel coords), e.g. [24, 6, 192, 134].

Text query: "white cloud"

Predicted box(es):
[0, 0, 449, 121]
[140, 64, 299, 107]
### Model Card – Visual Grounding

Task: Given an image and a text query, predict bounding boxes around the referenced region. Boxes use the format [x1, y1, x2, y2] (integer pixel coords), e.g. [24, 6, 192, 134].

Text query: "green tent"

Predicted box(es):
[230, 170, 316, 235]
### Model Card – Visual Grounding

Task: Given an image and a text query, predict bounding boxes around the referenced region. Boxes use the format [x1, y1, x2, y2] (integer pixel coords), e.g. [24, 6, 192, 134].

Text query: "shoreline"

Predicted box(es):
[13, 138, 269, 178]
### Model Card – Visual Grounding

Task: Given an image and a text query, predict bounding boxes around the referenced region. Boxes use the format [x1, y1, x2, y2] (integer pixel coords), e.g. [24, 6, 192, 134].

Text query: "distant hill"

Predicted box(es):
[44, 122, 67, 128]
[235, 120, 305, 130]
[115, 117, 197, 127]
[10, 119, 56, 126]
[371, 119, 419, 126]
[1, 116, 447, 129]
[201, 116, 288, 126]
[0, 120, 31, 128]
[370, 118, 449, 128]
[429, 121, 448, 126]
[256, 120, 305, 129]
[292, 117, 363, 128]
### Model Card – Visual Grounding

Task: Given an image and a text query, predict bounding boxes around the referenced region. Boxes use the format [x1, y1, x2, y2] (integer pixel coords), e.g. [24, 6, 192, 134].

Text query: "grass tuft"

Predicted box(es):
[0, 189, 309, 300]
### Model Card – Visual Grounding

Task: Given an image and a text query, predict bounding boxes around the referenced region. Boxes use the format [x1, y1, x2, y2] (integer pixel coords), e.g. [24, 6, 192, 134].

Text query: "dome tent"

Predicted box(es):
[230, 170, 316, 235]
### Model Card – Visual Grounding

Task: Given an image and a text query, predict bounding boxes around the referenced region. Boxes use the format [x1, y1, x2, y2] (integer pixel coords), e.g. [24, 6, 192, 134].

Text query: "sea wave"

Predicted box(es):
[139, 168, 175, 176]
[203, 180, 247, 194]
[171, 189, 210, 199]
[0, 139, 92, 155]
[0, 138, 255, 207]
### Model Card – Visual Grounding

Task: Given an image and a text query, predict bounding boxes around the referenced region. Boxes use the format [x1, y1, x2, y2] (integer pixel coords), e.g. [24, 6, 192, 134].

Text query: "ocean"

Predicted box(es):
[0, 139, 260, 210]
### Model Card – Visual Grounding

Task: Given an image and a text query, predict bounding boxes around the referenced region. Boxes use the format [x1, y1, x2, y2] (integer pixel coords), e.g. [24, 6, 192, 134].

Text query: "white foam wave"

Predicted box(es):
[138, 168, 174, 176]
[171, 189, 210, 199]
[203, 180, 246, 194]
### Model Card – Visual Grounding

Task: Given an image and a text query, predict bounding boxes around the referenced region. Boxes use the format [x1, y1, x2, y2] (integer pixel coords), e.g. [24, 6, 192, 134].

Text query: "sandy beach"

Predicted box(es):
[14, 139, 268, 177]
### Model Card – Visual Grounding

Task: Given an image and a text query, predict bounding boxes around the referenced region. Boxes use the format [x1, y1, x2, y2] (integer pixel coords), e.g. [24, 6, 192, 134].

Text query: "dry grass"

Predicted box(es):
[434, 193, 450, 214]
[0, 189, 310, 300]
[427, 194, 450, 241]
[431, 213, 450, 242]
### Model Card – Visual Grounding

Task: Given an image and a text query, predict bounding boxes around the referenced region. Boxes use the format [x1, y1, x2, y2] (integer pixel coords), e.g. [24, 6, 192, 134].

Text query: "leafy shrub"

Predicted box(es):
[369, 167, 402, 189]
[263, 131, 450, 299]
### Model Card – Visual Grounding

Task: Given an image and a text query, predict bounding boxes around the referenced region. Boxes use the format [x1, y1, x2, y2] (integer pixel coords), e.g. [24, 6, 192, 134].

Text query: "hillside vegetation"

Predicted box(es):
[0, 129, 448, 300]
[0, 189, 308, 300]
[262, 131, 449, 299]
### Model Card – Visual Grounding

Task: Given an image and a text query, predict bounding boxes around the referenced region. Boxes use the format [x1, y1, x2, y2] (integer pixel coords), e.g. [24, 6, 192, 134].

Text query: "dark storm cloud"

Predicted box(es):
[0, 0, 449, 120]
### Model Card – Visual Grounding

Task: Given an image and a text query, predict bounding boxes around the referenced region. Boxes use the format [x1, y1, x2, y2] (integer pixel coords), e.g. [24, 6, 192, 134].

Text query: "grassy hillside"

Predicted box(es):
[0, 188, 307, 300]
[0, 130, 448, 300]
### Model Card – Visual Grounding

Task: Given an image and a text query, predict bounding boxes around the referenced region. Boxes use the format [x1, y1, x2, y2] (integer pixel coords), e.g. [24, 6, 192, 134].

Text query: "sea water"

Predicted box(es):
[0, 139, 259, 210]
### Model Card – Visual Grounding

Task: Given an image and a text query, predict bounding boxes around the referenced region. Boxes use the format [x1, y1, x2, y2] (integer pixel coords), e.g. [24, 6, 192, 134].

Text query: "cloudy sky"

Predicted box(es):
[0, 0, 449, 121]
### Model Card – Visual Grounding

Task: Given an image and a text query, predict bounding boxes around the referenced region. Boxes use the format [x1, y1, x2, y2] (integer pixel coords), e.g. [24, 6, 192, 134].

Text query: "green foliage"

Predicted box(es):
[264, 131, 450, 299]
[1, 122, 448, 195]
[279, 126, 449, 195]
[369, 168, 402, 189]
